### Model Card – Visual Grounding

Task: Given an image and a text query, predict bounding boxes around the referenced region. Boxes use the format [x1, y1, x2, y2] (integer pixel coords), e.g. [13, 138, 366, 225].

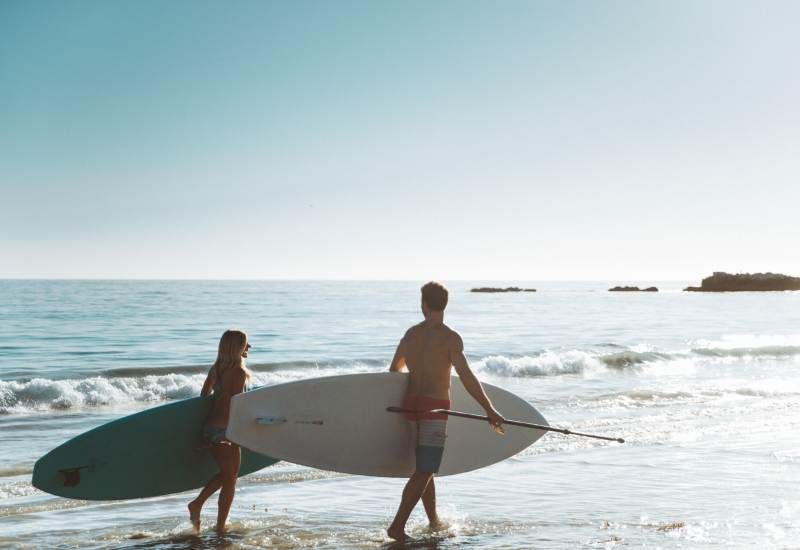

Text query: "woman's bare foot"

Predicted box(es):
[428, 517, 447, 531]
[215, 523, 227, 536]
[188, 501, 201, 532]
[387, 525, 407, 541]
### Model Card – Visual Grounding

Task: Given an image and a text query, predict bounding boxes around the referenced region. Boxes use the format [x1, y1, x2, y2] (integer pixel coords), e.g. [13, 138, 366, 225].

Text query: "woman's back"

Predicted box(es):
[205, 364, 246, 428]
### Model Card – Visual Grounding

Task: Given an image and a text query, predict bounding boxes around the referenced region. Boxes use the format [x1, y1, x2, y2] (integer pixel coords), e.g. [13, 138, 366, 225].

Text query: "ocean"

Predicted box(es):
[1, 280, 799, 549]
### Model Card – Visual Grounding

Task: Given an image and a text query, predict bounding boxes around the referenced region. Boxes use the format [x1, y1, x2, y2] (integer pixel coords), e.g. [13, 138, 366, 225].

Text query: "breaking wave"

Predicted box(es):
[691, 334, 800, 359]
[0, 374, 204, 414]
[0, 363, 378, 414]
[473, 348, 683, 377]
[475, 351, 604, 377]
[3, 336, 799, 414]
[599, 350, 674, 368]
[692, 345, 800, 358]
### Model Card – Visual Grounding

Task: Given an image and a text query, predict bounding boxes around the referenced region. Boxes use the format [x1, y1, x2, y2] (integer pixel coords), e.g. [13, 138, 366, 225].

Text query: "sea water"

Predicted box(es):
[1, 280, 799, 549]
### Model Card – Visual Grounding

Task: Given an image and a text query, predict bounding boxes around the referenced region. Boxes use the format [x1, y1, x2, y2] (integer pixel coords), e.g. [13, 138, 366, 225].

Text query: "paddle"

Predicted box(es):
[386, 406, 625, 443]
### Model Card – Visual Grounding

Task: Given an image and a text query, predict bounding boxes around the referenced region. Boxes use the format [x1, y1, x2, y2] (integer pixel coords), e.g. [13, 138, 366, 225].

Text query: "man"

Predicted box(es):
[387, 281, 504, 541]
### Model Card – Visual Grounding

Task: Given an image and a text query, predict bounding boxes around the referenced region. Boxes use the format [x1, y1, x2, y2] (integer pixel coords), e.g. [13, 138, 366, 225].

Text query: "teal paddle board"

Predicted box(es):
[32, 395, 278, 500]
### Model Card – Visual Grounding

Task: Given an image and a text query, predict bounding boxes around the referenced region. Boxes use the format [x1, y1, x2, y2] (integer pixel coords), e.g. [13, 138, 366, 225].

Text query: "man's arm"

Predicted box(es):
[450, 332, 504, 428]
[389, 338, 407, 372]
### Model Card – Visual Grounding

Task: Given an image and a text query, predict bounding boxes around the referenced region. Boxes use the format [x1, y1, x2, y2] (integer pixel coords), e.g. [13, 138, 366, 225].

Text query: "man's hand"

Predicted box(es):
[486, 408, 505, 433]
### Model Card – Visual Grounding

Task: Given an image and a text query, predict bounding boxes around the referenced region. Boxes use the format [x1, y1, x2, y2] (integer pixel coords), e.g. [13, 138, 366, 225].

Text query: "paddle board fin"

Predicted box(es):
[59, 465, 89, 487]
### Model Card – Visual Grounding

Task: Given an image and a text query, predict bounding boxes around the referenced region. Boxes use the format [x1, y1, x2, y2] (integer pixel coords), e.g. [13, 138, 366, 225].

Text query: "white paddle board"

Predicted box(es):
[226, 372, 547, 477]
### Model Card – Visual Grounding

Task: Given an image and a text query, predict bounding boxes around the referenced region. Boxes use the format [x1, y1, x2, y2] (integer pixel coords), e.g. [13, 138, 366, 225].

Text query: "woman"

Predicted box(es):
[188, 329, 251, 534]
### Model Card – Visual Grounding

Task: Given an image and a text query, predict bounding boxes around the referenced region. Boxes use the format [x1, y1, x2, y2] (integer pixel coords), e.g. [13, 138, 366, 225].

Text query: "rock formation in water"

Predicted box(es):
[608, 286, 658, 292]
[684, 272, 800, 292]
[470, 287, 537, 293]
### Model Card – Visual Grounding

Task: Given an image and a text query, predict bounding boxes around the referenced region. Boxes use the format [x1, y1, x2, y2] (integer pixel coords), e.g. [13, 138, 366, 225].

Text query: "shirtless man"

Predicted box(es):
[386, 281, 504, 541]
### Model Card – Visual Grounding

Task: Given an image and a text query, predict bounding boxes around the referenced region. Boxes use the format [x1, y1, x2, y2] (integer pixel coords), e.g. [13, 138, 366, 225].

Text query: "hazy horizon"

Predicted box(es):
[2, 1, 798, 280]
[0, 275, 757, 284]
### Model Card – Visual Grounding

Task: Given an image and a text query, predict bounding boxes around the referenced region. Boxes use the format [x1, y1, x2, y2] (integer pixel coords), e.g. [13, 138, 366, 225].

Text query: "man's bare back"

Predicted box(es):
[394, 321, 456, 400]
[390, 319, 504, 419]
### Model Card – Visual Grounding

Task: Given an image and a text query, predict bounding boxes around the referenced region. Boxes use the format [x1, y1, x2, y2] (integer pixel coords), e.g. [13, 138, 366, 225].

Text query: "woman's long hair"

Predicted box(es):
[212, 329, 251, 382]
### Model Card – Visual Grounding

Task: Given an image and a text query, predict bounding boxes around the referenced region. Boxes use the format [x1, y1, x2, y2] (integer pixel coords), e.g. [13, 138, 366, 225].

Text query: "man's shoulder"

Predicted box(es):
[405, 322, 426, 336]
[436, 324, 462, 349]
[405, 322, 462, 346]
[439, 322, 459, 336]
[446, 326, 463, 344]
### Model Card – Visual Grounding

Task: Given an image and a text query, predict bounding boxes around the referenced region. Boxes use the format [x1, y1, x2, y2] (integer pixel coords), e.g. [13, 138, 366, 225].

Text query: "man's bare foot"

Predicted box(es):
[188, 501, 201, 532]
[428, 518, 447, 531]
[215, 523, 226, 536]
[387, 525, 407, 541]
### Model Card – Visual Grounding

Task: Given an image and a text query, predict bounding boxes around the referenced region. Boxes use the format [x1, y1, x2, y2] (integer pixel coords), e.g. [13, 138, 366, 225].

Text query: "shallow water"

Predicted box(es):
[1, 280, 799, 548]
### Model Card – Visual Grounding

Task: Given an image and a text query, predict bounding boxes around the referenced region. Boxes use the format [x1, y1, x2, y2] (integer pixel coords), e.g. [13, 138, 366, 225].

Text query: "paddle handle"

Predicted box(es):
[386, 407, 625, 444]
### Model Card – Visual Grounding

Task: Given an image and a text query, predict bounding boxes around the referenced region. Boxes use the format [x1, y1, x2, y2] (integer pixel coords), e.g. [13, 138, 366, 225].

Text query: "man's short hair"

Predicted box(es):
[421, 281, 448, 312]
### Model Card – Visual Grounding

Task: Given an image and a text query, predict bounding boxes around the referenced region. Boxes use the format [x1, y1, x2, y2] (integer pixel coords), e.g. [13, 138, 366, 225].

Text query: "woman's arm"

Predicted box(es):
[214, 369, 247, 412]
[200, 368, 214, 397]
[228, 369, 247, 396]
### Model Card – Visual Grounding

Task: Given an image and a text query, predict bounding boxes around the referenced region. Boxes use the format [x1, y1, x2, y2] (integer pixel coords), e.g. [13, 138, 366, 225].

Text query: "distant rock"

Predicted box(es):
[470, 287, 536, 293]
[608, 286, 658, 292]
[684, 272, 800, 292]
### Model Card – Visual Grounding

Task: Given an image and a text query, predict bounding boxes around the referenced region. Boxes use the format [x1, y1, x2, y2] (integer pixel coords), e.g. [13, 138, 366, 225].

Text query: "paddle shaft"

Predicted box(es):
[386, 407, 625, 443]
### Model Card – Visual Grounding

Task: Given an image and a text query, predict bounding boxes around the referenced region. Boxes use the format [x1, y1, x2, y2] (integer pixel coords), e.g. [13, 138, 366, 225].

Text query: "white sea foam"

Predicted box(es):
[0, 364, 377, 414]
[3, 337, 800, 414]
[0, 497, 89, 518]
[692, 334, 800, 358]
[474, 348, 681, 377]
[0, 374, 206, 414]
[0, 481, 41, 500]
[475, 351, 605, 377]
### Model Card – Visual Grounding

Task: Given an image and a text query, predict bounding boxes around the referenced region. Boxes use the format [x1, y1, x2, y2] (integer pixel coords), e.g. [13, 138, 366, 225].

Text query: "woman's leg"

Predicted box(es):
[188, 473, 223, 531]
[211, 442, 241, 534]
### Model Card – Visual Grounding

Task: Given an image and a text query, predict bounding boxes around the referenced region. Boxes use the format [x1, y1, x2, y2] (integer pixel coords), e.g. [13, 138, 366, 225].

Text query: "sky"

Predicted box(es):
[1, 0, 798, 280]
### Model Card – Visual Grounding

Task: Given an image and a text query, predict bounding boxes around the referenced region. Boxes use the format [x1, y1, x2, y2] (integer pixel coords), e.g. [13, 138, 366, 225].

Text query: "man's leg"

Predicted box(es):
[387, 415, 448, 540]
[416, 417, 446, 528]
[421, 476, 442, 528]
[387, 471, 433, 541]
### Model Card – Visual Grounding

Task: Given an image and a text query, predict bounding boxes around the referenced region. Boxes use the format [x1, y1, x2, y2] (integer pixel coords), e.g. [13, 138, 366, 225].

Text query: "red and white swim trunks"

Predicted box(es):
[403, 395, 450, 473]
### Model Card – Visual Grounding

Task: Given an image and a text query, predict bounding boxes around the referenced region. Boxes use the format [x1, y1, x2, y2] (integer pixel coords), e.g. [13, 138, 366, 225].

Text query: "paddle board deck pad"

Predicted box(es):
[32, 396, 278, 500]
[227, 372, 548, 477]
